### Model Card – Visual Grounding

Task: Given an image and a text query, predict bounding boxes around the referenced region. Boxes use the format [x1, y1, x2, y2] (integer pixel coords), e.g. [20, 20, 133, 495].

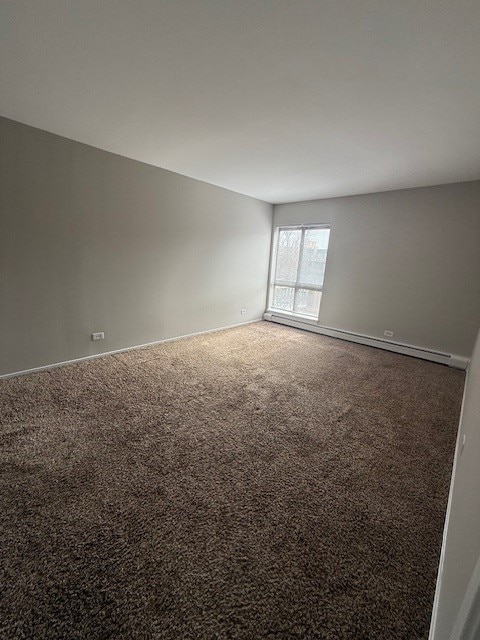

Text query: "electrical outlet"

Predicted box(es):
[384, 330, 394, 338]
[240, 308, 247, 315]
[91, 332, 105, 341]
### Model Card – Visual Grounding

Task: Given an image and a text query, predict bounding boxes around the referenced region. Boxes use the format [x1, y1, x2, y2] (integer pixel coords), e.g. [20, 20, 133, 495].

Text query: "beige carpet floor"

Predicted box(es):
[0, 321, 464, 639]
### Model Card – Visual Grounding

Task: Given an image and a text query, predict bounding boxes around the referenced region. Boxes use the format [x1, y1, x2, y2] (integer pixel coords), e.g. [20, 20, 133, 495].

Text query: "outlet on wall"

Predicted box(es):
[384, 330, 394, 338]
[91, 332, 105, 341]
[240, 308, 247, 315]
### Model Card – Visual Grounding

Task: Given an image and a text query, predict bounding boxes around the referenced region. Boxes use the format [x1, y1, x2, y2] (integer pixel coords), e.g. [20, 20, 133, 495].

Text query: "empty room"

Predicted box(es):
[1, 2, 480, 639]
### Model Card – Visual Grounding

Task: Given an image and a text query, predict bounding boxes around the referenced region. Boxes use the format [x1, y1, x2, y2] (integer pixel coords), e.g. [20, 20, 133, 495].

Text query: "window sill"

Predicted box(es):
[265, 309, 319, 326]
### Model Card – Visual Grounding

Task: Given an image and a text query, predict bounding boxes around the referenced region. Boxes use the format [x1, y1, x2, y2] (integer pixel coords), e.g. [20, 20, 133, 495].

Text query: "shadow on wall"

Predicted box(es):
[430, 326, 480, 640]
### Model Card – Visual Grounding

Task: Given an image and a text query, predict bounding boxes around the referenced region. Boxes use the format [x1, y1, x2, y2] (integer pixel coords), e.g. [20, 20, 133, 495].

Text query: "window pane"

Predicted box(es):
[274, 228, 301, 284]
[297, 228, 330, 288]
[269, 225, 330, 319]
[294, 289, 322, 317]
[272, 285, 295, 312]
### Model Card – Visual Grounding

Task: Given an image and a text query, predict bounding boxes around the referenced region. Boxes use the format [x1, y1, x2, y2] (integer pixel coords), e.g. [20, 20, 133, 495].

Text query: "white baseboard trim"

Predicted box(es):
[263, 312, 469, 370]
[0, 318, 262, 380]
[428, 365, 470, 640]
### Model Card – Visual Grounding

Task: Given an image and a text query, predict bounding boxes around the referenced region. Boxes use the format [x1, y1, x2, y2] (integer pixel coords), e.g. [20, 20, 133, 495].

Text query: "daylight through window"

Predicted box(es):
[269, 225, 330, 318]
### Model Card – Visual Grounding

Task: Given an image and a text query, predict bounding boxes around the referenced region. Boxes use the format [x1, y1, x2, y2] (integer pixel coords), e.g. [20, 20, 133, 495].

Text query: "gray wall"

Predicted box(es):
[273, 182, 480, 357]
[0, 117, 272, 376]
[430, 327, 480, 640]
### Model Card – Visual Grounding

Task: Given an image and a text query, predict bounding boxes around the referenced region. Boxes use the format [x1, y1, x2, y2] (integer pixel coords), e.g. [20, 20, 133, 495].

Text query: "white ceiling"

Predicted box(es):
[1, 1, 479, 204]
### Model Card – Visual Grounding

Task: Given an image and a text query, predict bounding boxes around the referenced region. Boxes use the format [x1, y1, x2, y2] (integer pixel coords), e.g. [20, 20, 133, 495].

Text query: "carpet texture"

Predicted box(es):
[0, 321, 464, 639]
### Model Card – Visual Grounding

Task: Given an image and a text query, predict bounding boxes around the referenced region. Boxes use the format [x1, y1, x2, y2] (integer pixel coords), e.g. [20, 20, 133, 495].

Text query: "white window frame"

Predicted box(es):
[267, 223, 331, 320]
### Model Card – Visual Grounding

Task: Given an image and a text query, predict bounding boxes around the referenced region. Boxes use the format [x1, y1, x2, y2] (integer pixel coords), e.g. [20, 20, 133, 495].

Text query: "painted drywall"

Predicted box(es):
[429, 327, 480, 640]
[273, 182, 480, 357]
[2, 1, 480, 203]
[0, 117, 272, 376]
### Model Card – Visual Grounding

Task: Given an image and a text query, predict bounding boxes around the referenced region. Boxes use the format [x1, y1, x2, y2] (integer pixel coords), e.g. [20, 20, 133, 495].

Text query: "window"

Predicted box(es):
[269, 224, 330, 319]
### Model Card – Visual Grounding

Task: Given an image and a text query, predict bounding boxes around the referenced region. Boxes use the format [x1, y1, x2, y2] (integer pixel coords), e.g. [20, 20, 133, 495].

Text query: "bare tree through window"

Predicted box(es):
[270, 225, 330, 318]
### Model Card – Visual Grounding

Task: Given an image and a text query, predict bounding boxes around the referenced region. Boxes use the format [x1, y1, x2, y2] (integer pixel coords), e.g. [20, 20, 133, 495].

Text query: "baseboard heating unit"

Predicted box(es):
[263, 312, 469, 370]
